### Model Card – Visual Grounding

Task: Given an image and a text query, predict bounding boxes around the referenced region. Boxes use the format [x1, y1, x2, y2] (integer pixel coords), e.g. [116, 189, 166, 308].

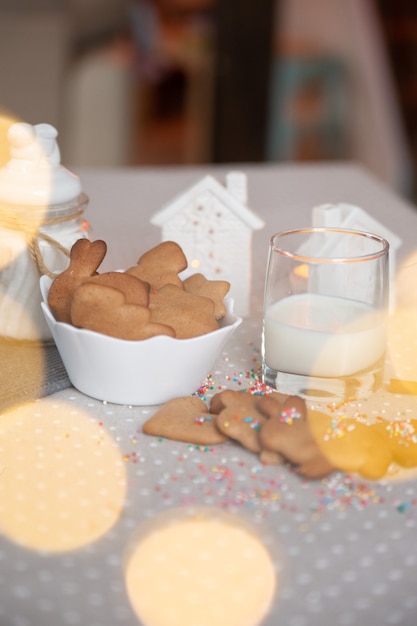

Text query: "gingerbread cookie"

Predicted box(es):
[209, 390, 268, 453]
[70, 282, 175, 340]
[47, 239, 234, 342]
[209, 389, 245, 414]
[183, 273, 230, 320]
[258, 395, 335, 479]
[85, 271, 150, 306]
[371, 419, 417, 469]
[308, 410, 392, 480]
[149, 284, 219, 338]
[259, 449, 284, 466]
[141, 390, 334, 477]
[216, 391, 267, 452]
[47, 239, 107, 323]
[141, 387, 417, 482]
[209, 390, 284, 462]
[142, 396, 228, 445]
[126, 241, 187, 291]
[209, 389, 288, 414]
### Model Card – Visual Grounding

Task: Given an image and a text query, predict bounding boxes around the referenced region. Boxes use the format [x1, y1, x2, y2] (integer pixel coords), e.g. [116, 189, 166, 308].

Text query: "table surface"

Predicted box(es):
[2, 162, 417, 626]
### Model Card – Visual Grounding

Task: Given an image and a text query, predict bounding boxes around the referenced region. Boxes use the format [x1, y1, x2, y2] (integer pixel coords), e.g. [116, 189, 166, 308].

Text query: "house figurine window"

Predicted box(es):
[151, 171, 265, 317]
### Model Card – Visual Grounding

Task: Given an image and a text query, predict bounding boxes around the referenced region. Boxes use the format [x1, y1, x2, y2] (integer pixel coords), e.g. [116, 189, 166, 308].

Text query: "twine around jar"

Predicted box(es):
[0, 207, 86, 278]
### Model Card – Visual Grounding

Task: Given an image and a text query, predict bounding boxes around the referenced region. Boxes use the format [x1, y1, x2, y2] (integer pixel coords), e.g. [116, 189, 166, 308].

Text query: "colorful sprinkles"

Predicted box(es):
[280, 407, 301, 424]
[146, 445, 417, 520]
[311, 473, 384, 513]
[243, 416, 261, 431]
[127, 367, 417, 525]
[194, 415, 213, 425]
[323, 416, 356, 441]
[385, 420, 417, 444]
[194, 374, 218, 401]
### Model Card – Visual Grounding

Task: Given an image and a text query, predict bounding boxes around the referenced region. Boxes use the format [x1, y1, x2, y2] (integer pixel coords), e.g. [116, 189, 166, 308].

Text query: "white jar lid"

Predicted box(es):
[0, 122, 82, 206]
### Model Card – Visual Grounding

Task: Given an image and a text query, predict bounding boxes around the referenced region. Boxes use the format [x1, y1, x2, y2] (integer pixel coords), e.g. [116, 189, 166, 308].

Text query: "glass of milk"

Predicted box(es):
[262, 228, 389, 399]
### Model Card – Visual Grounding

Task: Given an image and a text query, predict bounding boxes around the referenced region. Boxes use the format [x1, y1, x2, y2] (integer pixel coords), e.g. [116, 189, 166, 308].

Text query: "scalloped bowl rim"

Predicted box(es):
[40, 275, 243, 405]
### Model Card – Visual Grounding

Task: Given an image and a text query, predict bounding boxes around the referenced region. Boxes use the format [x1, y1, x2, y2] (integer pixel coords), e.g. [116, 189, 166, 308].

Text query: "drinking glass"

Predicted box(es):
[262, 228, 389, 399]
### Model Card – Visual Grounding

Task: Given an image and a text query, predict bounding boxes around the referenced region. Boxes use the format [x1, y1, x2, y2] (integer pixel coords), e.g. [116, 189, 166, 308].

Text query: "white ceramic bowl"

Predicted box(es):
[40, 276, 242, 406]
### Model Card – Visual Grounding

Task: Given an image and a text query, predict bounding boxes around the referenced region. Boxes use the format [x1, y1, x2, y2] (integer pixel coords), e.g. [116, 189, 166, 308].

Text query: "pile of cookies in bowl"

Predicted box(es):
[40, 239, 242, 405]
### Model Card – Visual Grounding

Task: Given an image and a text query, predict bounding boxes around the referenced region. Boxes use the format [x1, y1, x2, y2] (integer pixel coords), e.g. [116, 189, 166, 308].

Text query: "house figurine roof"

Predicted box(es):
[312, 202, 402, 251]
[151, 172, 265, 231]
[312, 202, 402, 312]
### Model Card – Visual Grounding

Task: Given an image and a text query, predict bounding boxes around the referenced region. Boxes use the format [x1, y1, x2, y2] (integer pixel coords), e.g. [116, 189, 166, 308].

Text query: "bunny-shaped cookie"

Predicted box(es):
[47, 239, 107, 323]
[85, 271, 150, 306]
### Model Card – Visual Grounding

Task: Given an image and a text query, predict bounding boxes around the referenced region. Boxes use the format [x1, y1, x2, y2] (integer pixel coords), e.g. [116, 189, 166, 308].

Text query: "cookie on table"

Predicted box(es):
[183, 273, 230, 320]
[209, 389, 288, 415]
[149, 284, 219, 338]
[70, 282, 175, 340]
[207, 390, 285, 461]
[126, 241, 187, 291]
[371, 419, 417, 469]
[209, 389, 245, 414]
[142, 396, 228, 445]
[259, 449, 284, 466]
[48, 238, 107, 323]
[254, 391, 291, 414]
[209, 390, 267, 453]
[308, 410, 392, 480]
[258, 395, 336, 479]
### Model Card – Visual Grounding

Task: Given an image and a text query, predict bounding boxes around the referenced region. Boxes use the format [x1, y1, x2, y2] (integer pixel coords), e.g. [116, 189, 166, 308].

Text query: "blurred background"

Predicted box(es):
[1, 0, 417, 200]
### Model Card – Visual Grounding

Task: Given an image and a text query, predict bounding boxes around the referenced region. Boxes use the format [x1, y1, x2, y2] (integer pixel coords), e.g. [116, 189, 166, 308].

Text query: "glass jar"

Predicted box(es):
[0, 192, 90, 342]
[0, 122, 91, 342]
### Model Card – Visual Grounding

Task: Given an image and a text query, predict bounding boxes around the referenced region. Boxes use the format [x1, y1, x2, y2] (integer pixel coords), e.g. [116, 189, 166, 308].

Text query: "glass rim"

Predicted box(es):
[270, 227, 389, 263]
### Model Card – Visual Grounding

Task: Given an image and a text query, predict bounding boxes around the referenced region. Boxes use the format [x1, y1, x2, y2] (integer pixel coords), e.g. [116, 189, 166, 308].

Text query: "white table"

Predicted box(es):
[2, 163, 417, 626]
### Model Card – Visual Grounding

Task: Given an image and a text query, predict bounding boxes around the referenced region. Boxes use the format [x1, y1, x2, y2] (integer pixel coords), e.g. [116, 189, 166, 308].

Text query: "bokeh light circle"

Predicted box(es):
[0, 399, 127, 551]
[125, 508, 277, 626]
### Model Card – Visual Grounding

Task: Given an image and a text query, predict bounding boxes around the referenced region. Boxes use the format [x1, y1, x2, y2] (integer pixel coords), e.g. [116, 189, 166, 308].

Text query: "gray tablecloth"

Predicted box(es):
[2, 163, 417, 626]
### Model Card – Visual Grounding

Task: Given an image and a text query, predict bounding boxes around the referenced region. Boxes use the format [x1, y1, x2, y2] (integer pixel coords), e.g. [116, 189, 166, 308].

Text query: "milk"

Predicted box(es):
[264, 293, 387, 378]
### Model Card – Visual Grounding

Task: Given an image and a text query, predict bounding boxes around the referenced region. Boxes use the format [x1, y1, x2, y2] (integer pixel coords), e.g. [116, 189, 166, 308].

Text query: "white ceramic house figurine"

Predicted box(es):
[151, 172, 265, 317]
[312, 202, 402, 311]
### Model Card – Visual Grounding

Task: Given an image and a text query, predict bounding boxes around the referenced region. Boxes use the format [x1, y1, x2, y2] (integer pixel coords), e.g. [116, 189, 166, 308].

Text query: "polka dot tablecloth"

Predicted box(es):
[1, 164, 417, 626]
[1, 313, 417, 626]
